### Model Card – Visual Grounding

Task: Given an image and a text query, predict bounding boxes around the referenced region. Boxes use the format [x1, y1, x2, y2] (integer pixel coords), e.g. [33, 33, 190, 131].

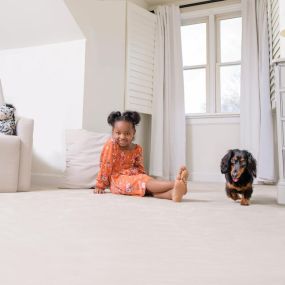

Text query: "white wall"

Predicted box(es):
[0, 40, 86, 180]
[65, 0, 127, 133]
[0, 0, 87, 185]
[186, 116, 240, 182]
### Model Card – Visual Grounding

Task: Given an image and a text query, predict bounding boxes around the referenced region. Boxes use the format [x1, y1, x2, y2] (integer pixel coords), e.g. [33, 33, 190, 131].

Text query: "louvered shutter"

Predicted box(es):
[125, 2, 157, 114]
[268, 0, 280, 103]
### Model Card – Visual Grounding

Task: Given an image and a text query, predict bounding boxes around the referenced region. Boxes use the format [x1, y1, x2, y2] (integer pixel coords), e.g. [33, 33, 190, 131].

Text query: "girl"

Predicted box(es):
[94, 111, 188, 202]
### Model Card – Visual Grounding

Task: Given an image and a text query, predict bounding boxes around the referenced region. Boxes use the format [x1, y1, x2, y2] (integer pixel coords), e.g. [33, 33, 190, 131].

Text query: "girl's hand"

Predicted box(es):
[93, 188, 105, 194]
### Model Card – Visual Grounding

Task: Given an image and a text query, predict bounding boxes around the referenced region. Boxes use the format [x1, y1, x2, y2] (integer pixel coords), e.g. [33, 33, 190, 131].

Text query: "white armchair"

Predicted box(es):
[0, 118, 34, 192]
[0, 80, 34, 192]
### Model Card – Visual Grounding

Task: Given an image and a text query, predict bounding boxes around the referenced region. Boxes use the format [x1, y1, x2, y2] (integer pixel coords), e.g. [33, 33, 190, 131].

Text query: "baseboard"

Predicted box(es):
[277, 180, 285, 205]
[32, 173, 63, 188]
[150, 171, 225, 182]
[32, 172, 275, 187]
[190, 172, 225, 183]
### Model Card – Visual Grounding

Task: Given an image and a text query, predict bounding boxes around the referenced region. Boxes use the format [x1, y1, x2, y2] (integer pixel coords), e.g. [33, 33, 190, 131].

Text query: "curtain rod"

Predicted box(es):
[180, 0, 225, 9]
[150, 0, 226, 12]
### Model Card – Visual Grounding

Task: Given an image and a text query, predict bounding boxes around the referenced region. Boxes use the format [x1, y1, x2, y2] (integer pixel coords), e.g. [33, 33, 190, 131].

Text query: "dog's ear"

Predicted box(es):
[246, 151, 257, 178]
[220, 150, 233, 174]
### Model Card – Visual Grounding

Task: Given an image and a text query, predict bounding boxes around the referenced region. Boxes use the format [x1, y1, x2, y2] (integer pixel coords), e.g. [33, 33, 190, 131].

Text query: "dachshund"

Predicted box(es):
[220, 149, 257, 206]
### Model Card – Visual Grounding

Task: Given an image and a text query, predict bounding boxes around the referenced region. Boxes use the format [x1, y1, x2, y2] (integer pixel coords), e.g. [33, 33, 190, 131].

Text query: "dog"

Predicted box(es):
[220, 149, 257, 206]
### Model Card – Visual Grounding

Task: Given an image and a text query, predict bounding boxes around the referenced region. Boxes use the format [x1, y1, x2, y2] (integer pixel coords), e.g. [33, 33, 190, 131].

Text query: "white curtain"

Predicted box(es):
[240, 0, 275, 182]
[149, 5, 186, 180]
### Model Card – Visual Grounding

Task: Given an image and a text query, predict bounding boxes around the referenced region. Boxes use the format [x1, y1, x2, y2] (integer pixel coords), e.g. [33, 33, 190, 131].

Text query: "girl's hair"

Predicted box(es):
[107, 111, 141, 128]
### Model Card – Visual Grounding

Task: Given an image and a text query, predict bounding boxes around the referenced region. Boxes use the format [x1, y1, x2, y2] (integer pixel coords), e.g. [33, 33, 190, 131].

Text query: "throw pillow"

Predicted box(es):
[0, 104, 16, 135]
[60, 129, 110, 189]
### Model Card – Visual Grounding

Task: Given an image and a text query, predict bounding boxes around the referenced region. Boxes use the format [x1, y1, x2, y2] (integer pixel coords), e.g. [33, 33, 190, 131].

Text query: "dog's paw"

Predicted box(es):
[240, 198, 250, 206]
[231, 193, 240, 201]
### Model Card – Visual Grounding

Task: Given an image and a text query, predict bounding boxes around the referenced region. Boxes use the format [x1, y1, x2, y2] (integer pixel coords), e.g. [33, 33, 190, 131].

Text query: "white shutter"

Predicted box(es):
[125, 2, 157, 114]
[268, 0, 280, 103]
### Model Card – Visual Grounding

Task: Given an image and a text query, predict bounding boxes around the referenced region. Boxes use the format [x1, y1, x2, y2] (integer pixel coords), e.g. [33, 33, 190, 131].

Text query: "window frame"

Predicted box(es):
[181, 2, 242, 118]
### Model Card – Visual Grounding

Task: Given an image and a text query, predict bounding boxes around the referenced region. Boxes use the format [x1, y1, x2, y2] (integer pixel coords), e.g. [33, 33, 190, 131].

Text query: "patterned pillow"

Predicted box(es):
[0, 104, 16, 135]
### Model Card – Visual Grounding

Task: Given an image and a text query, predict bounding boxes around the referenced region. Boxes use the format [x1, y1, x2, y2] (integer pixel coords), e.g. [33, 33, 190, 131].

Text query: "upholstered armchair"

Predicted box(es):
[0, 80, 34, 192]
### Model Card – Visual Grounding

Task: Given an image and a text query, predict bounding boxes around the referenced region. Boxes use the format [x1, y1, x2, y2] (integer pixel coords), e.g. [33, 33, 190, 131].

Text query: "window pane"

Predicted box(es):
[220, 65, 240, 112]
[184, 69, 206, 113]
[181, 23, 207, 66]
[220, 17, 242, 63]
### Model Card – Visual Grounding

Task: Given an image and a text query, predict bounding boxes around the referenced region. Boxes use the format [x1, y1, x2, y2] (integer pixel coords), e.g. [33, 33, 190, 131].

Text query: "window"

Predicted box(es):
[217, 16, 242, 112]
[181, 22, 207, 114]
[181, 6, 242, 115]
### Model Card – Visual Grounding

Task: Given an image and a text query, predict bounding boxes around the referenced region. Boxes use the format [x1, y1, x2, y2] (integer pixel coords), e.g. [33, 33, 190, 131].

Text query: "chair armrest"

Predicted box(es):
[0, 135, 20, 192]
[16, 117, 34, 191]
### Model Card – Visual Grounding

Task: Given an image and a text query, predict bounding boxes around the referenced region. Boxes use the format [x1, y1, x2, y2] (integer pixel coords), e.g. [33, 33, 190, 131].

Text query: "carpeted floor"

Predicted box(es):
[0, 182, 284, 285]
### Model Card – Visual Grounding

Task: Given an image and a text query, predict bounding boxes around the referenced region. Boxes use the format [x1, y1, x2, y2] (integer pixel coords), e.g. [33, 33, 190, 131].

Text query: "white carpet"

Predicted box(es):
[0, 182, 284, 285]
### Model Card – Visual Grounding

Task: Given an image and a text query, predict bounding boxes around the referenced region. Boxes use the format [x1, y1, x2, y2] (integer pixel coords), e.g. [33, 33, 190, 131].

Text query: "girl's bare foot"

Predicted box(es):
[176, 166, 185, 180]
[180, 167, 189, 188]
[172, 166, 189, 202]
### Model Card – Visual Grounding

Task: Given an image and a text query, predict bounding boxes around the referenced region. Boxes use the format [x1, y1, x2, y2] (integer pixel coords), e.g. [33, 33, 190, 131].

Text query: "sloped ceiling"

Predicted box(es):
[0, 0, 84, 50]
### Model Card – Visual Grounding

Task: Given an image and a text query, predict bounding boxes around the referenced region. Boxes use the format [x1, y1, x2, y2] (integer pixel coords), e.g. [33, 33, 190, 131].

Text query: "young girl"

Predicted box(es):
[94, 111, 188, 202]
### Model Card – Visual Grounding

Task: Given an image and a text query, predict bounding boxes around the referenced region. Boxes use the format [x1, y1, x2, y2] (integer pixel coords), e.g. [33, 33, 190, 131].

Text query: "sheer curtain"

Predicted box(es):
[149, 5, 186, 180]
[240, 0, 275, 182]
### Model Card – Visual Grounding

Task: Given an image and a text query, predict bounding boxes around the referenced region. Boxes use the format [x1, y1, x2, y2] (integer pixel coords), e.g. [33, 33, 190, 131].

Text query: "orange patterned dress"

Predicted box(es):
[95, 138, 152, 196]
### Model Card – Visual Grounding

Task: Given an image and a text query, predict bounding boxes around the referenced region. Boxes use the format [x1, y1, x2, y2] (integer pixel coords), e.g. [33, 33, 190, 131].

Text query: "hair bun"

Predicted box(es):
[123, 111, 140, 126]
[107, 111, 121, 126]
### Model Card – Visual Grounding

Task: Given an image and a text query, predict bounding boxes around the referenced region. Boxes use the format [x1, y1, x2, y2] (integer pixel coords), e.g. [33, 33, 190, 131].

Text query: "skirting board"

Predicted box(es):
[32, 173, 63, 188]
[277, 180, 285, 205]
[33, 171, 225, 187]
[32, 172, 276, 188]
[190, 172, 225, 183]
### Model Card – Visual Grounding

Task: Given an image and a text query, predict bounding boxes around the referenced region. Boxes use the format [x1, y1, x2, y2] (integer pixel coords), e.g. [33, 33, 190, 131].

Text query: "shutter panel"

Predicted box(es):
[125, 2, 157, 114]
[268, 0, 280, 103]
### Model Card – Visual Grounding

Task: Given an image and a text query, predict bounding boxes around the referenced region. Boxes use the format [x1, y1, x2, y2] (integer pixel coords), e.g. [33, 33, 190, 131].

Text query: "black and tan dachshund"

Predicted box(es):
[220, 149, 257, 206]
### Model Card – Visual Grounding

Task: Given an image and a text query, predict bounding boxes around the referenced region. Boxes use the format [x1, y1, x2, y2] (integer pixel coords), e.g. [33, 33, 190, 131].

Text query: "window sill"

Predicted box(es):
[186, 112, 239, 119]
[186, 113, 240, 125]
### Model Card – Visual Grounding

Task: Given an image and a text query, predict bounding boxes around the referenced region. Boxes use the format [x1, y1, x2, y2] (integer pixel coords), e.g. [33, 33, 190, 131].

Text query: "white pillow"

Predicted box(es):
[60, 129, 110, 189]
